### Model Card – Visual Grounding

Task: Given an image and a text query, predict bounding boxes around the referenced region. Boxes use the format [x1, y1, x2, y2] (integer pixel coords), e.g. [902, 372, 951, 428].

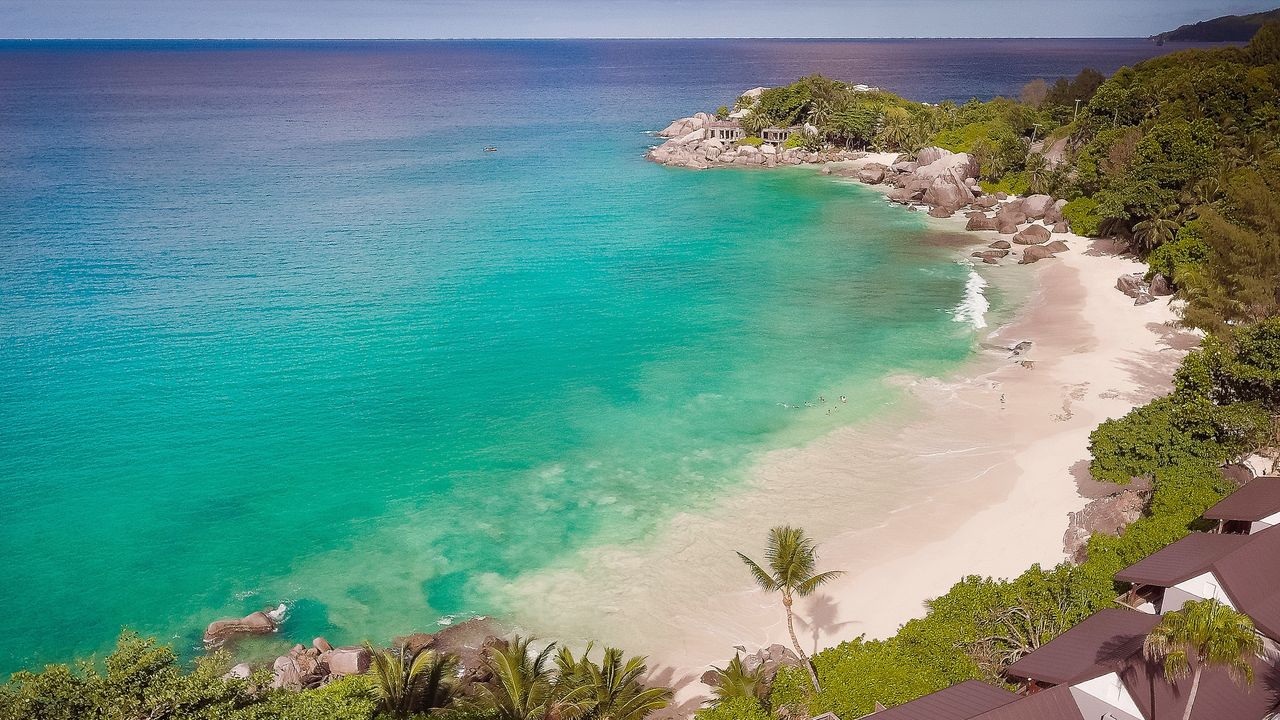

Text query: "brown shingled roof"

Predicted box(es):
[1112, 533, 1251, 587]
[867, 680, 1019, 720]
[967, 685, 1092, 720]
[1003, 609, 1160, 686]
[1208, 524, 1280, 640]
[1203, 476, 1280, 522]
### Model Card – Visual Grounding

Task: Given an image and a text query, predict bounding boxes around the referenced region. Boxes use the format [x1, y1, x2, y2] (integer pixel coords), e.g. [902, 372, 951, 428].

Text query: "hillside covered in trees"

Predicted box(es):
[1153, 6, 1280, 42]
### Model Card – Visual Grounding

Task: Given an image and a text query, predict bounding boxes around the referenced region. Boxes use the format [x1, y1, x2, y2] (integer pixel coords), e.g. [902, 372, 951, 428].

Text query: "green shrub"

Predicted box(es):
[736, 136, 764, 147]
[932, 121, 1001, 153]
[1146, 221, 1209, 282]
[980, 172, 1030, 197]
[1062, 197, 1103, 236]
[784, 130, 821, 151]
[694, 695, 771, 720]
[1088, 327, 1277, 483]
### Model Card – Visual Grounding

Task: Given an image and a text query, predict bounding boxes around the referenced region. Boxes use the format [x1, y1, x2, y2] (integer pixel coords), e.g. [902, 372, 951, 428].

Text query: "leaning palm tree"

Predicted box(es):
[737, 526, 844, 692]
[481, 636, 558, 720]
[1143, 599, 1264, 720]
[364, 641, 459, 719]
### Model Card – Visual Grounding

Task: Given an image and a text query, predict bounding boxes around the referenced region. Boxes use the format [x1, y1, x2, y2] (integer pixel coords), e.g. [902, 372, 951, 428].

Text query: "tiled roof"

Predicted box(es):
[1209, 524, 1280, 640]
[1003, 609, 1160, 686]
[866, 680, 1019, 720]
[1112, 533, 1251, 586]
[1204, 476, 1280, 521]
[968, 685, 1092, 720]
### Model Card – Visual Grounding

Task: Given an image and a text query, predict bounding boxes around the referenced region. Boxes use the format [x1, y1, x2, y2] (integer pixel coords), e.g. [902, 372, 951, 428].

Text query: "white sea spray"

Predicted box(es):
[952, 263, 990, 329]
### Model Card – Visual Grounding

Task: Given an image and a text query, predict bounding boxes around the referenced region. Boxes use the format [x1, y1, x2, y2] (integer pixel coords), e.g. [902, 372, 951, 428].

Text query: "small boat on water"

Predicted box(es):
[483, 146, 498, 152]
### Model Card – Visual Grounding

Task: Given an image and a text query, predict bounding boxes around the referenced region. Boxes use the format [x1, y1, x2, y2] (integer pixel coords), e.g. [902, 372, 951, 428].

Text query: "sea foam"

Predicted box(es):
[952, 265, 990, 329]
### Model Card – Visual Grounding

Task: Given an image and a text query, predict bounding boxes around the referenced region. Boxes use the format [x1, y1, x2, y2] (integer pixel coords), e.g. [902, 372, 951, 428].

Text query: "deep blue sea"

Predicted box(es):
[0, 38, 1183, 673]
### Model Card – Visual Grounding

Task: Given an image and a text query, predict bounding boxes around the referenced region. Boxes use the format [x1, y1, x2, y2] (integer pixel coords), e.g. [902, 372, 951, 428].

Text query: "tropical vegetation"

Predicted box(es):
[0, 633, 670, 720]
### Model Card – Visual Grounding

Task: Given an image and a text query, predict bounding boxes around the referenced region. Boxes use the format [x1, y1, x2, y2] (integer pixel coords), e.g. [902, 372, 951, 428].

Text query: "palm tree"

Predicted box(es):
[707, 654, 766, 708]
[806, 99, 834, 130]
[364, 642, 459, 719]
[481, 636, 558, 720]
[1143, 599, 1264, 720]
[737, 526, 844, 692]
[1025, 154, 1049, 195]
[553, 646, 670, 720]
[1131, 204, 1181, 254]
[876, 107, 912, 151]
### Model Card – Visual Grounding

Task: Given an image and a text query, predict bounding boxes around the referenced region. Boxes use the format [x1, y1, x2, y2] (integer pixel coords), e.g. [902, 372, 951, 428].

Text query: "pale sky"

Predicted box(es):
[0, 0, 1274, 39]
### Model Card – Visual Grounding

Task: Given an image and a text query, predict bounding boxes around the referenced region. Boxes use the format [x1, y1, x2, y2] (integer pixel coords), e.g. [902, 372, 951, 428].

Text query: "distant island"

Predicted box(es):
[1152, 5, 1280, 42]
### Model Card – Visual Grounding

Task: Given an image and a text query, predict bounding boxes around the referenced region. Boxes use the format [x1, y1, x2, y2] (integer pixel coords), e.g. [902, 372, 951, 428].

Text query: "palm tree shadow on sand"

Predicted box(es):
[795, 592, 857, 656]
[643, 663, 706, 720]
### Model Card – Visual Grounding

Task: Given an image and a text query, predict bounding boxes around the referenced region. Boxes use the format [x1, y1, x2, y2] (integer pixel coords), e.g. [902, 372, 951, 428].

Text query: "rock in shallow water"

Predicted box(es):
[203, 609, 280, 648]
[1020, 245, 1056, 264]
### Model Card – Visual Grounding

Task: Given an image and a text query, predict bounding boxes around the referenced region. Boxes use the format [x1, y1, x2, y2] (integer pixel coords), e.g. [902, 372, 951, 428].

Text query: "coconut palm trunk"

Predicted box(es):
[1180, 666, 1203, 720]
[782, 590, 821, 692]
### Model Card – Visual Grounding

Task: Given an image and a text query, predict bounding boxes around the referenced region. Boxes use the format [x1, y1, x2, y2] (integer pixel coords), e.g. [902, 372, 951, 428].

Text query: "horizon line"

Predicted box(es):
[0, 35, 1165, 42]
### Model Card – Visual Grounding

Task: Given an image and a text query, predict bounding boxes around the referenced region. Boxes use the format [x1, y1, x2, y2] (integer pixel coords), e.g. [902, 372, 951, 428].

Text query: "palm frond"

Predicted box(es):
[794, 569, 845, 597]
[736, 552, 779, 592]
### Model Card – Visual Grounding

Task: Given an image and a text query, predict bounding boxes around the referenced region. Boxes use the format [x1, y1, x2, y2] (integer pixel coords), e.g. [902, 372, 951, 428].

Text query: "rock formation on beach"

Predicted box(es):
[647, 96, 1076, 266]
[849, 147, 1075, 265]
[650, 110, 1079, 264]
[257, 616, 502, 693]
[647, 89, 866, 169]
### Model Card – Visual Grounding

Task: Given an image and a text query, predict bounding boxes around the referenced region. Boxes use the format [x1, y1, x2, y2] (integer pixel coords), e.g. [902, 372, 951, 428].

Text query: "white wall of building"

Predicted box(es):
[1252, 509, 1280, 534]
[1162, 572, 1236, 612]
[1072, 672, 1144, 719]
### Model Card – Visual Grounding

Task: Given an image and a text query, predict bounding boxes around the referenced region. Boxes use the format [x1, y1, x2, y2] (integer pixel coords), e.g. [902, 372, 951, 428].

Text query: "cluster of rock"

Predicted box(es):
[391, 618, 506, 697]
[700, 644, 800, 695]
[648, 116, 860, 169]
[1063, 478, 1151, 562]
[1115, 272, 1174, 306]
[839, 148, 1074, 265]
[211, 611, 505, 695]
[261, 638, 370, 691]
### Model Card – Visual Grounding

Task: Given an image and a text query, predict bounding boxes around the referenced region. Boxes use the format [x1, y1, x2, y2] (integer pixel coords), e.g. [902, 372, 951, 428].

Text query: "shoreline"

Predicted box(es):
[492, 172, 1198, 712]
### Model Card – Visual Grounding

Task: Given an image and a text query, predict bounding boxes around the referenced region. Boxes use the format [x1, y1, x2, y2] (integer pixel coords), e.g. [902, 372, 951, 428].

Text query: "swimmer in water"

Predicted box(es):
[840, 395, 847, 403]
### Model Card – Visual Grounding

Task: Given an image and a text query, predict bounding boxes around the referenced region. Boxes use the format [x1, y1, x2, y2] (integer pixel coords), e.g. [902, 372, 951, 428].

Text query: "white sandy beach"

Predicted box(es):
[496, 181, 1198, 714]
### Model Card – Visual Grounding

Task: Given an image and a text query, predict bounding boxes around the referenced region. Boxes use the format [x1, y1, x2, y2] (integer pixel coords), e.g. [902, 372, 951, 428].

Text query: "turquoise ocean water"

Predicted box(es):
[0, 39, 1180, 671]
